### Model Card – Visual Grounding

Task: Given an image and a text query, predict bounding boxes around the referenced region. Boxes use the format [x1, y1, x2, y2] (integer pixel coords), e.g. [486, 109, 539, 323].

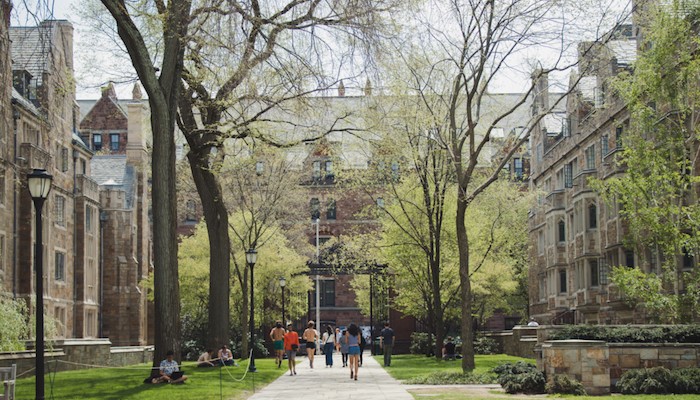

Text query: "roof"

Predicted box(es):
[9, 21, 71, 87]
[11, 87, 41, 116]
[90, 155, 135, 209]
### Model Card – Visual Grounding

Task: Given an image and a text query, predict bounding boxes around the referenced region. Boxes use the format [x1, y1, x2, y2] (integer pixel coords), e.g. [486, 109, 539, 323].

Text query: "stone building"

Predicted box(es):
[527, 26, 641, 324]
[2, 16, 102, 338]
[80, 86, 152, 346]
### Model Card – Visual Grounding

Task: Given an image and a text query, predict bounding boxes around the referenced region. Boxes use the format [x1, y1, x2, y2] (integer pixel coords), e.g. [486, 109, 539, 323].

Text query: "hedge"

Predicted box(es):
[548, 325, 700, 343]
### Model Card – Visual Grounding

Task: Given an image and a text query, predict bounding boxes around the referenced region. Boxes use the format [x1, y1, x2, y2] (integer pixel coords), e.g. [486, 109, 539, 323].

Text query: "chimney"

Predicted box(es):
[132, 82, 143, 100]
[338, 81, 345, 97]
[126, 99, 147, 164]
[102, 82, 117, 100]
[364, 78, 372, 96]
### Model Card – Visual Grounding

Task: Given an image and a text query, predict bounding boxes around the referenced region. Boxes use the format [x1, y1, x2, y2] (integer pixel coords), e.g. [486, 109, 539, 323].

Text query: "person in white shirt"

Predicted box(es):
[322, 325, 336, 367]
[527, 317, 540, 327]
[197, 349, 215, 367]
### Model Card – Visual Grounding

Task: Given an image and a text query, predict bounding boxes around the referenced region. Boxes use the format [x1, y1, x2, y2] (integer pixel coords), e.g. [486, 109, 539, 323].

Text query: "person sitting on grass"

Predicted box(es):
[218, 344, 236, 366]
[152, 350, 188, 384]
[197, 348, 215, 367]
[442, 337, 457, 361]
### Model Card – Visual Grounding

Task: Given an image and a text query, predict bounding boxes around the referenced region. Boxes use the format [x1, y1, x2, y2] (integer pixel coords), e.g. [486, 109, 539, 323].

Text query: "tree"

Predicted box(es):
[387, 0, 631, 370]
[593, 1, 700, 323]
[100, 0, 191, 363]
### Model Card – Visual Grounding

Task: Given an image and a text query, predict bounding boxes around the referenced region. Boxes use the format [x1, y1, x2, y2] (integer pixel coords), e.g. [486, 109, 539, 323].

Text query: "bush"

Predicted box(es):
[405, 371, 497, 384]
[473, 335, 498, 355]
[493, 361, 545, 394]
[410, 332, 435, 356]
[549, 324, 700, 343]
[617, 367, 700, 394]
[546, 374, 587, 395]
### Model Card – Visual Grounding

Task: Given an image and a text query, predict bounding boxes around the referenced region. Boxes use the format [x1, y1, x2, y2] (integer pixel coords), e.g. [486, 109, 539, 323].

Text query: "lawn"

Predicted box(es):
[15, 358, 285, 400]
[410, 389, 700, 400]
[385, 354, 534, 382]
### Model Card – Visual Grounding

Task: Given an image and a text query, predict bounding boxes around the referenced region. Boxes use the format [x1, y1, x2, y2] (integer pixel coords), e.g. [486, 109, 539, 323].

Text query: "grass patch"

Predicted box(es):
[405, 371, 496, 384]
[15, 358, 284, 400]
[386, 354, 534, 383]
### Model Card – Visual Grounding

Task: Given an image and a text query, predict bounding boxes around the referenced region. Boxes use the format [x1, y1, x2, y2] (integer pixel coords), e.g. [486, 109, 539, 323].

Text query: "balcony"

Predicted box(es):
[545, 190, 566, 212]
[19, 143, 51, 170]
[572, 170, 598, 197]
[75, 175, 100, 202]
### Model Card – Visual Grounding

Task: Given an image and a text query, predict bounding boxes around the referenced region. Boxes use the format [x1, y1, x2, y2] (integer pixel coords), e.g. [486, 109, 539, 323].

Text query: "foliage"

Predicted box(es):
[548, 324, 700, 343]
[493, 362, 546, 394]
[591, 0, 700, 323]
[0, 293, 29, 351]
[546, 374, 587, 395]
[473, 335, 499, 355]
[617, 367, 700, 395]
[15, 359, 285, 399]
[410, 332, 436, 356]
[405, 371, 496, 384]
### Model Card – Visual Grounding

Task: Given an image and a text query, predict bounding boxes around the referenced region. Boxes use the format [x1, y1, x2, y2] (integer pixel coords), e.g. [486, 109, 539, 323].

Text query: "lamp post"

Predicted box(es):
[27, 168, 53, 400]
[314, 218, 320, 349]
[279, 277, 287, 324]
[246, 248, 258, 373]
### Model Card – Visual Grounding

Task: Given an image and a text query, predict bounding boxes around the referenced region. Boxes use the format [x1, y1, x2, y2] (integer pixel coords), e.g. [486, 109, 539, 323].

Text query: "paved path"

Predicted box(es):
[249, 351, 413, 400]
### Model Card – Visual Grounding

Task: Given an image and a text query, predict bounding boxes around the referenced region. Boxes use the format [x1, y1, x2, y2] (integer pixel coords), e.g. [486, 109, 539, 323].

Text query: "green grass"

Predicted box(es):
[385, 354, 534, 382]
[15, 358, 285, 400]
[410, 391, 700, 400]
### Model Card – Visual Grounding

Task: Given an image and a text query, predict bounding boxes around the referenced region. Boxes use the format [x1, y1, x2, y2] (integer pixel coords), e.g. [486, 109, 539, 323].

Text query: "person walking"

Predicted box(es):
[270, 321, 286, 368]
[347, 323, 361, 381]
[339, 329, 349, 367]
[302, 321, 319, 369]
[334, 327, 342, 353]
[322, 325, 335, 367]
[283, 323, 300, 376]
[379, 322, 395, 367]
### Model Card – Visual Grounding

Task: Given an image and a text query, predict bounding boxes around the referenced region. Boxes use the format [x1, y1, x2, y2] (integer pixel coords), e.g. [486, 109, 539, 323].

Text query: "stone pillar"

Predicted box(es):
[541, 339, 610, 395]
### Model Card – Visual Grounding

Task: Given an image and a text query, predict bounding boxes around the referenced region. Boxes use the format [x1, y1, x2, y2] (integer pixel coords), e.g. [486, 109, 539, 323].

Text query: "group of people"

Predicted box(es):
[196, 344, 237, 367]
[270, 320, 367, 380]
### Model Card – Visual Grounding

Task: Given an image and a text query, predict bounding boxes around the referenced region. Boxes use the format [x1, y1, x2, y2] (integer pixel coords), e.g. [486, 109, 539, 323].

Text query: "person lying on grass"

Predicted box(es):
[152, 350, 188, 384]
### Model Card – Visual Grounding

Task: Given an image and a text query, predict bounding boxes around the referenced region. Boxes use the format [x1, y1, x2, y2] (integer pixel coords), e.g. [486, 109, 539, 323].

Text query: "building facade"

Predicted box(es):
[528, 26, 643, 324]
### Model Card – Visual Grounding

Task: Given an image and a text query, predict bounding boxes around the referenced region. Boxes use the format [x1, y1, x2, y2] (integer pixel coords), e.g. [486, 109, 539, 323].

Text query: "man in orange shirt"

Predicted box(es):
[283, 323, 300, 376]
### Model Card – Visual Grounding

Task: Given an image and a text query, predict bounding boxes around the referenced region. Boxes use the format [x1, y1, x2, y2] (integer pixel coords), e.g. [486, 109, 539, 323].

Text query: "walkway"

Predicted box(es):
[248, 351, 413, 400]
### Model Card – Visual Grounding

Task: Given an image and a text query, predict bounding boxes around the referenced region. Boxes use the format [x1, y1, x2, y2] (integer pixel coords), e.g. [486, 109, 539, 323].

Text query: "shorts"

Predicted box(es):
[286, 350, 297, 358]
[306, 341, 316, 350]
[348, 346, 361, 355]
[274, 340, 284, 351]
[170, 371, 184, 380]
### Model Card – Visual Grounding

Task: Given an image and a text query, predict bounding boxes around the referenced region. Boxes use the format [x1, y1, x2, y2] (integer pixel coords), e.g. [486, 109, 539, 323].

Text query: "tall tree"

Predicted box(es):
[100, 0, 191, 363]
[593, 1, 700, 323]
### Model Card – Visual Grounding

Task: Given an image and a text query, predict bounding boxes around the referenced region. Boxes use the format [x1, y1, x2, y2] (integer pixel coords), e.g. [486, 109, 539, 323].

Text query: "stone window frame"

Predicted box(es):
[589, 259, 600, 288]
[110, 133, 120, 151]
[585, 144, 596, 170]
[326, 199, 336, 220]
[557, 219, 566, 244]
[588, 202, 598, 230]
[54, 250, 66, 281]
[54, 194, 66, 227]
[93, 133, 103, 151]
[558, 269, 568, 294]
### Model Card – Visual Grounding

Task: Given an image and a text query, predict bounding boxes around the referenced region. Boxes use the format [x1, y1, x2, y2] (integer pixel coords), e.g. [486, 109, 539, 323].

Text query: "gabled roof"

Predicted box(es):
[91, 155, 135, 209]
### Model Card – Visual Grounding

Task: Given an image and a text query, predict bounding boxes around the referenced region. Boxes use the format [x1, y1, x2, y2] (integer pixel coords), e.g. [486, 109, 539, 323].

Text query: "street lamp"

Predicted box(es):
[27, 168, 53, 400]
[246, 248, 258, 373]
[279, 277, 287, 324]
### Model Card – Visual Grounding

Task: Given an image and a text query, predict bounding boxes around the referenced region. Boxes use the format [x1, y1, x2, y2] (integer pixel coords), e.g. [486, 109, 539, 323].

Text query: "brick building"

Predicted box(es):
[527, 26, 642, 324]
[81, 87, 152, 345]
[1, 15, 102, 339]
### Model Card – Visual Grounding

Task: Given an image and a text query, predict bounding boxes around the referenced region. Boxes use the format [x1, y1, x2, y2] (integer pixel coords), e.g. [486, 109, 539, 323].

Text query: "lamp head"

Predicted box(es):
[245, 248, 257, 266]
[27, 169, 53, 199]
[279, 276, 286, 288]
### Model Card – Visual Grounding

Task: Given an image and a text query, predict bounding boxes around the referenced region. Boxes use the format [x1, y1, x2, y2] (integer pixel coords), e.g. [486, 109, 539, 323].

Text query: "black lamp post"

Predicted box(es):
[279, 277, 287, 324]
[27, 168, 53, 400]
[246, 248, 258, 372]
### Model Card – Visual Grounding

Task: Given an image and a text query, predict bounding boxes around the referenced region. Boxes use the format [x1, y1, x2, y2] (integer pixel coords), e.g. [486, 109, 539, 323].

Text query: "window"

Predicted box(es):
[601, 134, 609, 159]
[85, 205, 93, 232]
[86, 310, 96, 337]
[312, 279, 335, 307]
[538, 274, 546, 301]
[255, 161, 264, 175]
[556, 169, 564, 190]
[312, 161, 321, 179]
[682, 249, 694, 270]
[55, 251, 65, 281]
[538, 230, 544, 255]
[536, 143, 543, 163]
[0, 169, 4, 205]
[81, 159, 87, 174]
[585, 145, 595, 170]
[599, 258, 609, 284]
[589, 260, 599, 287]
[185, 200, 197, 221]
[110, 133, 120, 151]
[61, 147, 69, 172]
[615, 126, 623, 149]
[558, 220, 566, 243]
[562, 117, 571, 138]
[325, 161, 333, 178]
[376, 197, 385, 208]
[310, 198, 320, 219]
[55, 195, 65, 227]
[559, 269, 567, 294]
[588, 204, 597, 229]
[594, 86, 605, 108]
[326, 199, 336, 220]
[625, 249, 635, 268]
[564, 164, 573, 188]
[93, 134, 102, 151]
[54, 307, 66, 337]
[514, 158, 523, 180]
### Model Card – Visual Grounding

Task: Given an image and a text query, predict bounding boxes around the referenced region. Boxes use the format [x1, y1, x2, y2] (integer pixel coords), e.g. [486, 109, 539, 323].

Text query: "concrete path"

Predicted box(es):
[249, 351, 413, 400]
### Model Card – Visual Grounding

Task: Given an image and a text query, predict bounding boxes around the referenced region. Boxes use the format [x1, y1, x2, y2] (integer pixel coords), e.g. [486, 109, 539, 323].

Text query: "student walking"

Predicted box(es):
[380, 322, 395, 367]
[270, 321, 286, 368]
[339, 330, 349, 367]
[283, 323, 300, 376]
[302, 321, 319, 369]
[347, 323, 361, 381]
[322, 325, 335, 367]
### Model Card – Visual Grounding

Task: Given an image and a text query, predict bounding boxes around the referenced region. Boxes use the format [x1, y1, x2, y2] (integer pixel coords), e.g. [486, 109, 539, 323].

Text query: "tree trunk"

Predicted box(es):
[187, 151, 231, 351]
[456, 197, 475, 371]
[431, 259, 445, 359]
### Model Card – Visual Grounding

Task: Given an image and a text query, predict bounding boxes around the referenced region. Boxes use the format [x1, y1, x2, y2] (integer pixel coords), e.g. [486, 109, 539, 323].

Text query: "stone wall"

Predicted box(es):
[609, 343, 700, 387]
[484, 326, 538, 359]
[541, 340, 611, 395]
[0, 339, 153, 376]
